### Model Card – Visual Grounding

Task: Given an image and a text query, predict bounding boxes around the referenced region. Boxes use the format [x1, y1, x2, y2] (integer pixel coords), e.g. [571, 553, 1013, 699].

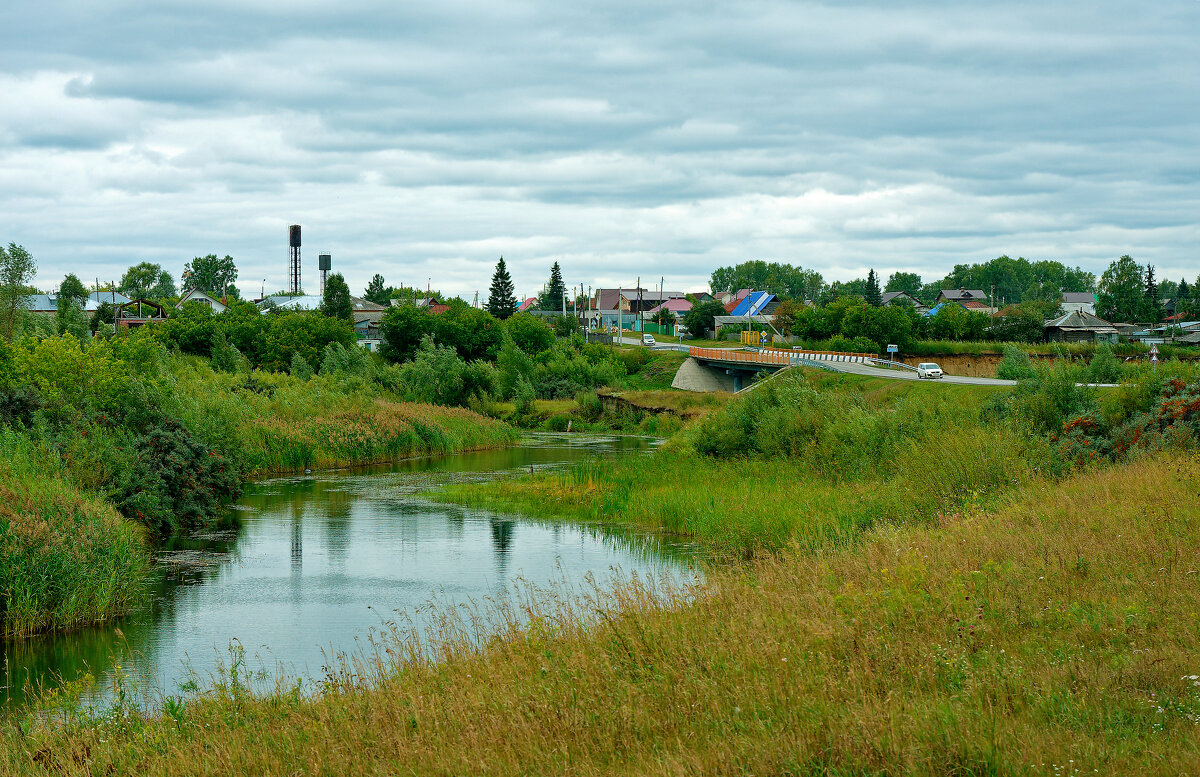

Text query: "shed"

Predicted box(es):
[1044, 310, 1118, 344]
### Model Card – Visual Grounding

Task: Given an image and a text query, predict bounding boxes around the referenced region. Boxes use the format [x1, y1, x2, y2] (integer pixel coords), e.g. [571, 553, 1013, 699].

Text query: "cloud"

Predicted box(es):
[1, 0, 1198, 297]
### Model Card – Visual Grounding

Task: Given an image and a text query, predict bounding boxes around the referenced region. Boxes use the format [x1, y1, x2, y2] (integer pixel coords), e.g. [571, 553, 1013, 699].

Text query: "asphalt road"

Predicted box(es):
[613, 337, 1021, 386]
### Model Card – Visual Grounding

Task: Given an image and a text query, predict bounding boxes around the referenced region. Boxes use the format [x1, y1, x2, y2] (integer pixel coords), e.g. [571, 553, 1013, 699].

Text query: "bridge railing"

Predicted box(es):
[689, 347, 794, 365]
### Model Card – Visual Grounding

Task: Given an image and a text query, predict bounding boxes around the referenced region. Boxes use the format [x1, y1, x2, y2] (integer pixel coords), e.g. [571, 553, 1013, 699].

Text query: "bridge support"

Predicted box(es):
[671, 357, 738, 392]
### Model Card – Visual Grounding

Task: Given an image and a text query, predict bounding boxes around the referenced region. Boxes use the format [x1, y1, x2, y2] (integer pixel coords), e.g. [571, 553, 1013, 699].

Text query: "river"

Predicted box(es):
[1, 434, 699, 708]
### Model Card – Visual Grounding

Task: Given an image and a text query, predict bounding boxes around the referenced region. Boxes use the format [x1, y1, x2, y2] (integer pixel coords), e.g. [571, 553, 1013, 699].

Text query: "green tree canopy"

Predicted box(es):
[183, 254, 238, 297]
[486, 257, 517, 319]
[321, 273, 354, 324]
[884, 271, 922, 296]
[0, 243, 36, 341]
[56, 273, 89, 341]
[364, 274, 392, 305]
[1097, 256, 1145, 323]
[709, 260, 824, 300]
[1142, 264, 1164, 324]
[681, 300, 727, 337]
[504, 312, 555, 354]
[119, 262, 174, 299]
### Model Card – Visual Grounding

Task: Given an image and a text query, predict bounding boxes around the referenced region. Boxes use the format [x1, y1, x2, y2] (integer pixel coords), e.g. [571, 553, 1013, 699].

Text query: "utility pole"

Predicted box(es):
[637, 276, 642, 334]
[617, 285, 622, 347]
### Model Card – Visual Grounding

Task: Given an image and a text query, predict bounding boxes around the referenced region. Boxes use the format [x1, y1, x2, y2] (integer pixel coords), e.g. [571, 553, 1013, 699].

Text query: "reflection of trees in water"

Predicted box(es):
[490, 517, 515, 576]
[320, 487, 354, 565]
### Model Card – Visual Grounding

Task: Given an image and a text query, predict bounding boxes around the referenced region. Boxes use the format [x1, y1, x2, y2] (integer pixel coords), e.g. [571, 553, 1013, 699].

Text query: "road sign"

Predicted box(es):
[887, 344, 898, 353]
[1151, 344, 1159, 362]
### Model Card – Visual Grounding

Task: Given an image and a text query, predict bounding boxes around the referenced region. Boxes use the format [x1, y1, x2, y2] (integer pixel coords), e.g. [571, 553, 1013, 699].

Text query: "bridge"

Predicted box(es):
[671, 346, 1015, 391]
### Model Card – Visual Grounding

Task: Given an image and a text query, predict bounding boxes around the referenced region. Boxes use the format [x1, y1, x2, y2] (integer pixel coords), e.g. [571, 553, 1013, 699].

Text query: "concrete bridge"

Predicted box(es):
[670, 346, 1016, 392]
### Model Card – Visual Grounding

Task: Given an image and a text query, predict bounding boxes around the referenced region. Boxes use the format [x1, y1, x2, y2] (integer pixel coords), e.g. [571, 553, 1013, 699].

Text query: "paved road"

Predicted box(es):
[822, 360, 1016, 386]
[616, 337, 1018, 386]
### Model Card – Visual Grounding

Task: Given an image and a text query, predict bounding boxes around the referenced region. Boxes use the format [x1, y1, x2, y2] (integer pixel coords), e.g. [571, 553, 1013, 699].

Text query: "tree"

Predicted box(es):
[364, 274, 392, 306]
[864, 269, 882, 307]
[486, 257, 517, 319]
[380, 304, 434, 363]
[1142, 264, 1164, 323]
[152, 270, 176, 300]
[0, 243, 36, 341]
[1177, 279, 1192, 318]
[884, 271, 922, 296]
[56, 273, 89, 341]
[1096, 256, 1145, 323]
[182, 254, 238, 297]
[320, 273, 354, 324]
[681, 300, 727, 338]
[120, 262, 167, 299]
[539, 261, 567, 311]
[651, 307, 676, 326]
[504, 312, 555, 354]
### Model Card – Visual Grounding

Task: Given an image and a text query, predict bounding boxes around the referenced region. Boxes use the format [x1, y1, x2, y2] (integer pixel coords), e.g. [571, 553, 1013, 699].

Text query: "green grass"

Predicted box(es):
[439, 370, 1033, 556]
[6, 454, 1198, 774]
[0, 431, 149, 639]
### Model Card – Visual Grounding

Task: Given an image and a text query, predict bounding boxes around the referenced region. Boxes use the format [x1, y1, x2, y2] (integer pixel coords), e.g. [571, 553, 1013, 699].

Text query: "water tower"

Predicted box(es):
[288, 225, 302, 294]
[319, 254, 331, 295]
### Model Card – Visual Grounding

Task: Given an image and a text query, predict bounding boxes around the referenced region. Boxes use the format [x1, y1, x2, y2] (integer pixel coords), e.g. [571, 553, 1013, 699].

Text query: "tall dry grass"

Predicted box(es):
[5, 454, 1197, 775]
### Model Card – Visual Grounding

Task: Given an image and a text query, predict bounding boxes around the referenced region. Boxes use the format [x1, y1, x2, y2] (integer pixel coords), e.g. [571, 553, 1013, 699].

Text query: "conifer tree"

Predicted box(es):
[539, 261, 566, 311]
[1143, 264, 1164, 323]
[1178, 278, 1191, 318]
[486, 257, 517, 319]
[864, 269, 882, 307]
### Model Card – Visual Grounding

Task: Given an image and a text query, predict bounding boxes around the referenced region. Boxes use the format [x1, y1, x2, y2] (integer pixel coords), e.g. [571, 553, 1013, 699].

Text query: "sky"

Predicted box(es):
[2, 0, 1197, 301]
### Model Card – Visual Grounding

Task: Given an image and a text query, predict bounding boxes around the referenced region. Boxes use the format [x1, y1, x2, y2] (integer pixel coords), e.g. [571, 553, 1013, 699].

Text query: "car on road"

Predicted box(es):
[916, 362, 944, 379]
[641, 334, 656, 346]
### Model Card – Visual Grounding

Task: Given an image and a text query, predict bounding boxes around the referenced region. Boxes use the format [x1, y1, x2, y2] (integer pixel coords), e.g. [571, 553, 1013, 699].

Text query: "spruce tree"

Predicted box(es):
[864, 269, 882, 307]
[1143, 264, 1164, 323]
[1178, 278, 1191, 318]
[539, 261, 566, 311]
[486, 257, 517, 319]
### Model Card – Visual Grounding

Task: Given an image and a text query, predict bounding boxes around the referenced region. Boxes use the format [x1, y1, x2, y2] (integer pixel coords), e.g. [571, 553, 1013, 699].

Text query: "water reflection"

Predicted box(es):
[2, 434, 699, 707]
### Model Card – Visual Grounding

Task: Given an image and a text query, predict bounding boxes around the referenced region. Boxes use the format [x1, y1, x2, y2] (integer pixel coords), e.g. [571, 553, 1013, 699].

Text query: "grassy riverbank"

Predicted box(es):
[4, 453, 1197, 774]
[0, 338, 517, 638]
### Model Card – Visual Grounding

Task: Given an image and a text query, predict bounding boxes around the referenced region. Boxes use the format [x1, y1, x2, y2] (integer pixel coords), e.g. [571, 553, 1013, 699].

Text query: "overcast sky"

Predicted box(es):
[2, 1, 1197, 300]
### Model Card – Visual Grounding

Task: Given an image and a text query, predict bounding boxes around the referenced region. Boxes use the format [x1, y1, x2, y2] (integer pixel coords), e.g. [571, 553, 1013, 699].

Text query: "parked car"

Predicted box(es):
[641, 334, 656, 346]
[916, 362, 943, 379]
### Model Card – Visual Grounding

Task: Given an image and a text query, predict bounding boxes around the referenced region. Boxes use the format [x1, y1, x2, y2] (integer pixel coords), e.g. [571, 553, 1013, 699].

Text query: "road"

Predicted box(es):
[615, 337, 1018, 386]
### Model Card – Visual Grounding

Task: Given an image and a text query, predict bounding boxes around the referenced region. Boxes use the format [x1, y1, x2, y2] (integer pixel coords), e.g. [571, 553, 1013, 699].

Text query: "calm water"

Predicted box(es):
[2, 434, 699, 706]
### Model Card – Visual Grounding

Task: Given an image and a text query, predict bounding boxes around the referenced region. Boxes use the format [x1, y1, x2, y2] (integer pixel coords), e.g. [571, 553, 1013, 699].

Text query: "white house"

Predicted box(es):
[177, 289, 229, 313]
[1060, 292, 1096, 316]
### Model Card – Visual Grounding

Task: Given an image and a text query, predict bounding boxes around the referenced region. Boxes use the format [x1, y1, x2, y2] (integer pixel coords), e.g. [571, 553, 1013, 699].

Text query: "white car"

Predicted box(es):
[916, 362, 944, 379]
[641, 334, 656, 346]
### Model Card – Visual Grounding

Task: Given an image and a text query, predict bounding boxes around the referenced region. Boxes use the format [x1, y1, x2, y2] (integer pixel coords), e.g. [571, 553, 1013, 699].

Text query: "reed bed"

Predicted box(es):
[0, 432, 149, 638]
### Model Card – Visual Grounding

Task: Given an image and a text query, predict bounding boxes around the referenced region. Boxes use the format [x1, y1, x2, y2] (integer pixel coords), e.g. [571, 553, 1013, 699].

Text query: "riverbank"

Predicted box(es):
[0, 345, 518, 639]
[4, 453, 1196, 774]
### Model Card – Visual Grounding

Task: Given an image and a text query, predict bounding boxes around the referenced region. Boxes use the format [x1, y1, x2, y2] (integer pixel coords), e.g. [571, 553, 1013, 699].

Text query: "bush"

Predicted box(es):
[995, 345, 1037, 381]
[290, 352, 314, 380]
[504, 312, 555, 354]
[392, 336, 497, 407]
[1086, 344, 1122, 384]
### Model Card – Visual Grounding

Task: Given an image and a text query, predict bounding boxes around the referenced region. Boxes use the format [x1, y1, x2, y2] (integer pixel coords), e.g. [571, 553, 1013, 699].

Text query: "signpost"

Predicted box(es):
[887, 344, 898, 364]
[1151, 344, 1159, 363]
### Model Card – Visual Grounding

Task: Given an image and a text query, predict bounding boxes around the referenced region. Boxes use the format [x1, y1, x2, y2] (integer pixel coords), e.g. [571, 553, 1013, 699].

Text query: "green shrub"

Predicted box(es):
[290, 352, 314, 380]
[1086, 344, 1122, 384]
[996, 345, 1037, 380]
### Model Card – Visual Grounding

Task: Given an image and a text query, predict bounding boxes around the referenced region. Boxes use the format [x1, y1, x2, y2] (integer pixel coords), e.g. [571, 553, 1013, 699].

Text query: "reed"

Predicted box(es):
[0, 432, 149, 639]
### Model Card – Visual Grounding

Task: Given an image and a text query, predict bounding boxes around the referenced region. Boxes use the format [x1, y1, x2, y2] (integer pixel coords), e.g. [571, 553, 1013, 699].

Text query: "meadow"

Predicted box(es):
[3, 389, 1198, 773]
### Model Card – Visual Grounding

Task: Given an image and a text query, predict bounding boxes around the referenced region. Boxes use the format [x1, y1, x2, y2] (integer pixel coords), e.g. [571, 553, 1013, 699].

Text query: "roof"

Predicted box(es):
[517, 297, 538, 312]
[177, 290, 227, 309]
[1045, 310, 1117, 331]
[90, 291, 131, 305]
[261, 294, 323, 311]
[881, 291, 921, 305]
[593, 288, 645, 310]
[938, 288, 987, 301]
[1061, 292, 1096, 304]
[962, 300, 991, 310]
[350, 296, 386, 312]
[646, 298, 693, 315]
[632, 290, 685, 304]
[23, 294, 102, 312]
[730, 291, 775, 317]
